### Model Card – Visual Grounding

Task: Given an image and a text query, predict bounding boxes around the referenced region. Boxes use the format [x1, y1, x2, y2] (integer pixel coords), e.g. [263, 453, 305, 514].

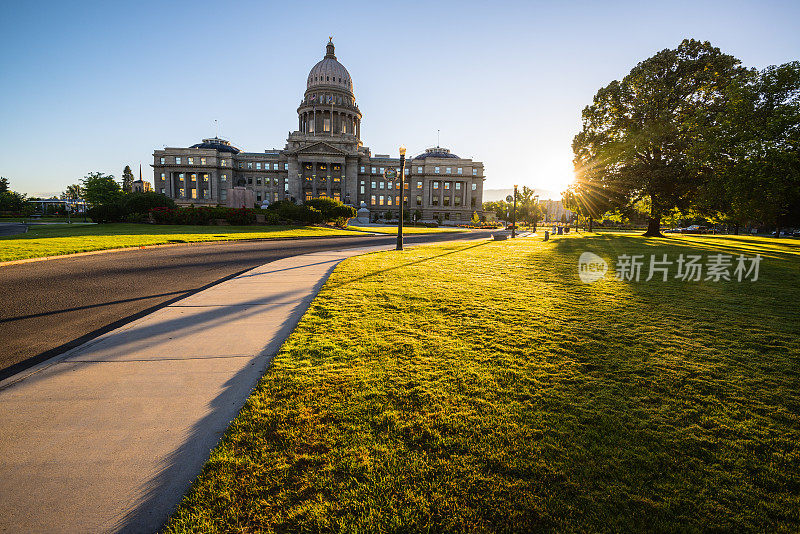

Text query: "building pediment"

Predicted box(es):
[289, 141, 350, 157]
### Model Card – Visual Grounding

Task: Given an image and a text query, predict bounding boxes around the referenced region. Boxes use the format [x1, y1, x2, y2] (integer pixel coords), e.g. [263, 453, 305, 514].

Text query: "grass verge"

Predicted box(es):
[347, 225, 465, 234]
[0, 223, 362, 262]
[165, 233, 800, 532]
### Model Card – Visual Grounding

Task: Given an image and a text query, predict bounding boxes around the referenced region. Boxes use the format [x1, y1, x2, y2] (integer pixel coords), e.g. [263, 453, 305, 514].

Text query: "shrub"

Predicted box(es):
[124, 192, 175, 217]
[87, 202, 126, 223]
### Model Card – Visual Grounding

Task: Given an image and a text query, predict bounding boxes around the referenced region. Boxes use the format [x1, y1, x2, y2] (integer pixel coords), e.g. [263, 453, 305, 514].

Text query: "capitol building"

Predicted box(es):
[152, 39, 485, 223]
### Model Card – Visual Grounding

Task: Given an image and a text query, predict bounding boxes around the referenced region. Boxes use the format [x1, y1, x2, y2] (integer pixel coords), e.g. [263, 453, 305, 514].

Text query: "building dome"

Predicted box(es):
[413, 147, 460, 159]
[190, 137, 240, 154]
[306, 38, 353, 93]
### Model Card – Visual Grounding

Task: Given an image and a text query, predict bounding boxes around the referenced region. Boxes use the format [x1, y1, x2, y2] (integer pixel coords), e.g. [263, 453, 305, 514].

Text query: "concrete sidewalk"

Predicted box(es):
[0, 245, 388, 533]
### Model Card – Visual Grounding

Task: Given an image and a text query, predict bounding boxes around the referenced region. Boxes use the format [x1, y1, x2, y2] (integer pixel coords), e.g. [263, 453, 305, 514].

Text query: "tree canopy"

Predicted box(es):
[81, 172, 122, 207]
[572, 39, 744, 236]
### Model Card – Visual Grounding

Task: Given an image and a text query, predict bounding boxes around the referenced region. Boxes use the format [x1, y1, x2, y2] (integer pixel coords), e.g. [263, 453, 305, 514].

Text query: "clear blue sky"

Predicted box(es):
[1, 0, 798, 198]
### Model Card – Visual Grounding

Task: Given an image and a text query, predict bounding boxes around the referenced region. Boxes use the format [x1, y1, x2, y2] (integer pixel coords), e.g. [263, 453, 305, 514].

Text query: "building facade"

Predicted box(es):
[152, 39, 485, 223]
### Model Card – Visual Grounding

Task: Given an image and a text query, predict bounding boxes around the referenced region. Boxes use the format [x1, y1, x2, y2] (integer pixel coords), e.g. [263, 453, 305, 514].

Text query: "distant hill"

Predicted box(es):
[483, 188, 558, 202]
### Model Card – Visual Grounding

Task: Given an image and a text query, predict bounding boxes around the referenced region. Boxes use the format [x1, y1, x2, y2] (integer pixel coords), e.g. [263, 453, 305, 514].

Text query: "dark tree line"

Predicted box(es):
[571, 39, 799, 236]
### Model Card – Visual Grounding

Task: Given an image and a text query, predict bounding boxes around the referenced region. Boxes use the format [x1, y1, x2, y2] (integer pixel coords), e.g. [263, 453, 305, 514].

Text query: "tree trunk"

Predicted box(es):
[733, 224, 739, 235]
[588, 217, 593, 232]
[642, 200, 663, 237]
[643, 217, 662, 236]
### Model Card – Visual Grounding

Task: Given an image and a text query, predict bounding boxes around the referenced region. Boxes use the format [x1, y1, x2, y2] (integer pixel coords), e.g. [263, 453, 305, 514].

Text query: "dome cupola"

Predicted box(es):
[306, 38, 353, 93]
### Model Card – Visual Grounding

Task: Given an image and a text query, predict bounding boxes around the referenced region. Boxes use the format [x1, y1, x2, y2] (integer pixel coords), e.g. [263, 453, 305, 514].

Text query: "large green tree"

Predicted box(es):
[62, 183, 83, 200]
[573, 39, 744, 236]
[81, 172, 122, 207]
[695, 62, 800, 231]
[121, 165, 135, 193]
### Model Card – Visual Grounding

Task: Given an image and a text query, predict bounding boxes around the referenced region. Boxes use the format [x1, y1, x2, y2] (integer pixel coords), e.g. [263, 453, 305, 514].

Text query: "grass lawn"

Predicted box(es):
[347, 224, 465, 234]
[0, 223, 363, 262]
[165, 233, 800, 532]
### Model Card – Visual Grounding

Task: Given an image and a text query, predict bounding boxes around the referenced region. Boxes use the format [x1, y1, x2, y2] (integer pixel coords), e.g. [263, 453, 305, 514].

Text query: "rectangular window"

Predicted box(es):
[417, 166, 423, 173]
[334, 192, 341, 201]
[371, 167, 376, 174]
[160, 157, 165, 164]
[360, 181, 365, 194]
[360, 166, 365, 173]
[175, 157, 181, 164]
[444, 182, 450, 190]
[239, 163, 243, 169]
[416, 195, 422, 206]
[256, 162, 261, 170]
[256, 193, 262, 202]
[371, 195, 376, 206]
[444, 197, 450, 206]
[402, 196, 407, 206]
[435, 166, 440, 174]
[274, 163, 279, 170]
[160, 173, 165, 181]
[379, 195, 385, 206]
[247, 162, 253, 169]
[160, 188, 165, 194]
[432, 196, 439, 206]
[201, 157, 206, 165]
[387, 196, 392, 206]
[190, 173, 197, 182]
[371, 181, 377, 189]
[457, 167, 462, 175]
[221, 159, 227, 167]
[221, 189, 227, 201]
[433, 181, 439, 189]
[404, 182, 409, 190]
[379, 167, 385, 175]
[203, 190, 209, 199]
[191, 189, 197, 199]
[379, 182, 385, 189]
[284, 163, 288, 171]
[444, 213, 450, 220]
[284, 181, 289, 192]
[221, 174, 228, 182]
[404, 168, 409, 175]
[306, 192, 313, 201]
[247, 177, 253, 185]
[455, 182, 461, 190]
[256, 177, 262, 185]
[179, 187, 185, 197]
[472, 168, 477, 176]
[188, 157, 194, 165]
[417, 181, 422, 189]
[471, 197, 476, 207]
[203, 174, 208, 182]
[454, 196, 461, 206]
[274, 192, 278, 201]
[309, 121, 314, 133]
[179, 173, 185, 181]
[472, 183, 477, 191]
[446, 167, 452, 174]
[324, 118, 330, 132]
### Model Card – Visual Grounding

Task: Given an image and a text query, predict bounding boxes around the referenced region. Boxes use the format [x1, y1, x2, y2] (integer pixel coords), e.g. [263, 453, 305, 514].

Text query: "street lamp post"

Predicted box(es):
[396, 145, 406, 250]
[512, 184, 518, 239]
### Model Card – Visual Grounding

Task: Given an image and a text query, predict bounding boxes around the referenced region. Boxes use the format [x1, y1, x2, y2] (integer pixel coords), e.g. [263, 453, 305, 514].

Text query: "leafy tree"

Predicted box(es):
[572, 39, 743, 236]
[695, 62, 800, 231]
[483, 200, 512, 221]
[413, 209, 423, 223]
[62, 184, 83, 200]
[81, 172, 122, 207]
[0, 177, 9, 193]
[0, 178, 27, 212]
[121, 166, 135, 193]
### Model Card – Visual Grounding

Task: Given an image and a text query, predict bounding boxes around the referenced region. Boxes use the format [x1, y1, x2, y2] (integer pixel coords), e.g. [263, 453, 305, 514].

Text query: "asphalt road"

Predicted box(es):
[0, 223, 27, 237]
[0, 230, 494, 379]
